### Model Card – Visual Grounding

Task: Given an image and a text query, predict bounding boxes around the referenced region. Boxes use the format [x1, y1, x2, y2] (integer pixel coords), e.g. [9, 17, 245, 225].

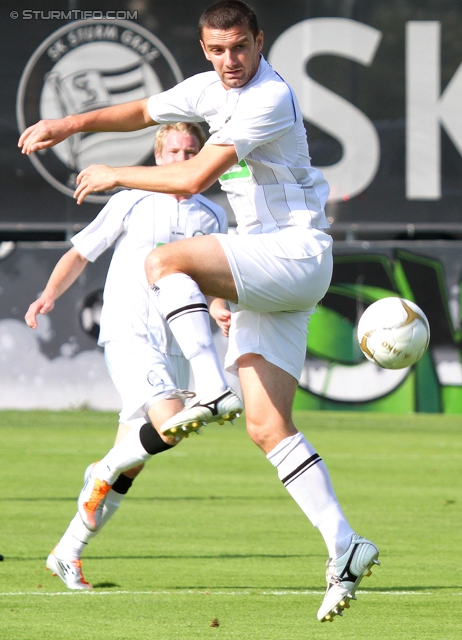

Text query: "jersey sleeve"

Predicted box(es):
[207, 83, 297, 161]
[146, 76, 206, 124]
[71, 190, 139, 262]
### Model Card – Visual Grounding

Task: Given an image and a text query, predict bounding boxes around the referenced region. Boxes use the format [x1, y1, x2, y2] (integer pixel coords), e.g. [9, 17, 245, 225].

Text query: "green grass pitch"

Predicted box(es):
[0, 409, 461, 639]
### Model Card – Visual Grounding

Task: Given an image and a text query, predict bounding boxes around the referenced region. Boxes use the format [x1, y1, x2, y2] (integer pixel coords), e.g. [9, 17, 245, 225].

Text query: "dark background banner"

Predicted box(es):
[2, 0, 462, 239]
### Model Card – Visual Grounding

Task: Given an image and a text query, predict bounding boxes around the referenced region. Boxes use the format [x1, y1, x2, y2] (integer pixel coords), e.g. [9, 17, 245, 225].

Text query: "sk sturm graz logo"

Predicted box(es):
[17, 20, 183, 203]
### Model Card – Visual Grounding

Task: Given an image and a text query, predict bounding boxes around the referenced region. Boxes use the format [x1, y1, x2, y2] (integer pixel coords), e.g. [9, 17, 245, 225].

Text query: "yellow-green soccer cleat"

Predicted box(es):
[160, 387, 243, 437]
[317, 534, 380, 622]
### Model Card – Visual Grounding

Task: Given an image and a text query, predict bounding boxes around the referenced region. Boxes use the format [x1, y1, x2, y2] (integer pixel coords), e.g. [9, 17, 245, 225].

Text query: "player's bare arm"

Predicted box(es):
[74, 143, 238, 204]
[18, 98, 155, 155]
[25, 248, 88, 329]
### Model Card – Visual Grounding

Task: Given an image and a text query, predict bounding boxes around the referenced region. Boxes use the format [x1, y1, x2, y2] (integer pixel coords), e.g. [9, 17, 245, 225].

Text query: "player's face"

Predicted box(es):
[156, 131, 201, 165]
[200, 24, 263, 90]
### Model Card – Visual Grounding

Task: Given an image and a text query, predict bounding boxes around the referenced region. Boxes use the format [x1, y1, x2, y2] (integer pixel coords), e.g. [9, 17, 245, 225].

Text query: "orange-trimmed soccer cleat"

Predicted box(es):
[78, 464, 113, 531]
[46, 549, 92, 590]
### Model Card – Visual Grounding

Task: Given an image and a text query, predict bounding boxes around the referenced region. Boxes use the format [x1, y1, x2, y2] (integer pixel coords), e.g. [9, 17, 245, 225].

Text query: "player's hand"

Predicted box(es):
[74, 165, 117, 204]
[216, 309, 231, 337]
[25, 296, 55, 329]
[213, 307, 231, 338]
[208, 298, 231, 337]
[18, 118, 74, 155]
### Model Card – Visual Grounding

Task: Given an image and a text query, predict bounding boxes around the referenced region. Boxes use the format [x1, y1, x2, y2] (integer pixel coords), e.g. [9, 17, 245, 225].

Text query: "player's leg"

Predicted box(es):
[77, 343, 181, 526]
[84, 397, 187, 530]
[47, 416, 176, 590]
[47, 420, 156, 581]
[238, 353, 379, 622]
[154, 229, 332, 437]
[92, 423, 145, 533]
[238, 352, 355, 556]
[223, 236, 378, 623]
[77, 351, 192, 531]
[145, 233, 238, 301]
[145, 236, 242, 420]
[48, 349, 186, 588]
[46, 507, 94, 590]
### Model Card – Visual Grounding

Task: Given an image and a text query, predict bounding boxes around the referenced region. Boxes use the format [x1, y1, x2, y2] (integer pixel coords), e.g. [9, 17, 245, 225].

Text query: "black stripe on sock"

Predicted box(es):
[166, 303, 208, 323]
[281, 453, 322, 487]
[111, 473, 134, 495]
[139, 422, 175, 455]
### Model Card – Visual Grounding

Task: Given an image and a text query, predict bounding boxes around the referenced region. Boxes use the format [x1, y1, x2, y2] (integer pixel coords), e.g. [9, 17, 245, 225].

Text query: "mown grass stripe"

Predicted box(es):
[0, 589, 444, 597]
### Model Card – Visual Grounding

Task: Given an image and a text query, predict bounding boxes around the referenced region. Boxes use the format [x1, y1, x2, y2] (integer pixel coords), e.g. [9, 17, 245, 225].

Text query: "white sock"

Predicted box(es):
[54, 513, 95, 559]
[267, 432, 354, 559]
[54, 491, 126, 560]
[154, 273, 228, 396]
[315, 503, 355, 560]
[99, 489, 125, 528]
[94, 429, 153, 485]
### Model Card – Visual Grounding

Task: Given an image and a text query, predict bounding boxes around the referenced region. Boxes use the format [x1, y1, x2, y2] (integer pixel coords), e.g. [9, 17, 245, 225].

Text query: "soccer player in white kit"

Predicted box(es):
[25, 122, 229, 590]
[19, 0, 380, 622]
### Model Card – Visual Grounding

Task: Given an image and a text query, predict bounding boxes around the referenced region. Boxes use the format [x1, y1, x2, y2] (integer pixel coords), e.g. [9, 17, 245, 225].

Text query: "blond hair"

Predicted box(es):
[155, 122, 207, 155]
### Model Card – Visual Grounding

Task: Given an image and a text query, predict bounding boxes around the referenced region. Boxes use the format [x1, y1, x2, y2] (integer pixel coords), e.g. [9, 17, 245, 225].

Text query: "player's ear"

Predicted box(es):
[200, 40, 211, 61]
[256, 30, 264, 52]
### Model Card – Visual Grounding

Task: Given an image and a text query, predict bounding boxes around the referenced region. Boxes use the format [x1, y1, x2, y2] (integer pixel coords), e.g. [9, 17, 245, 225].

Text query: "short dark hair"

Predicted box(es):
[199, 0, 259, 39]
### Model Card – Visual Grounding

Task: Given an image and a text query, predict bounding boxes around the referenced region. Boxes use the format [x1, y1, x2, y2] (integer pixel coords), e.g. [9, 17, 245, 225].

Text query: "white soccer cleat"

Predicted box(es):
[46, 549, 92, 590]
[160, 387, 243, 437]
[317, 534, 380, 622]
[78, 462, 113, 532]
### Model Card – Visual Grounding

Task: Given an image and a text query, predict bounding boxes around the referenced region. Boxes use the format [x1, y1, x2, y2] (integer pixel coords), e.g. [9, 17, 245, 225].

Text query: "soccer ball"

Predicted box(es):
[357, 298, 430, 369]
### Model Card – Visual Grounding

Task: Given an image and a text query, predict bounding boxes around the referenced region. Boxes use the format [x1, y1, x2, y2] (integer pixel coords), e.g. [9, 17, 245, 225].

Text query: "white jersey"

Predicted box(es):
[72, 189, 227, 352]
[147, 56, 330, 236]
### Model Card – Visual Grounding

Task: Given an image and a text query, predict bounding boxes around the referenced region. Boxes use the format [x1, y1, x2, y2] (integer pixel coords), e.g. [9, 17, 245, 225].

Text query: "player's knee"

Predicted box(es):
[145, 246, 181, 282]
[246, 416, 297, 453]
[146, 243, 197, 285]
[246, 419, 271, 449]
[145, 248, 165, 283]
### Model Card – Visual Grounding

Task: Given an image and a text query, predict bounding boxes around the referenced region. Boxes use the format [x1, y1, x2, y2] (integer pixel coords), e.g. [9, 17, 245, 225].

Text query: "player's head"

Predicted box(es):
[199, 1, 263, 90]
[154, 122, 206, 165]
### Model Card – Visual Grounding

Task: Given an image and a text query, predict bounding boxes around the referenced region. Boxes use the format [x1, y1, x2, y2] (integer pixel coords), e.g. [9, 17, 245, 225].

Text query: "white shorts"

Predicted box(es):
[214, 227, 333, 380]
[104, 341, 190, 429]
